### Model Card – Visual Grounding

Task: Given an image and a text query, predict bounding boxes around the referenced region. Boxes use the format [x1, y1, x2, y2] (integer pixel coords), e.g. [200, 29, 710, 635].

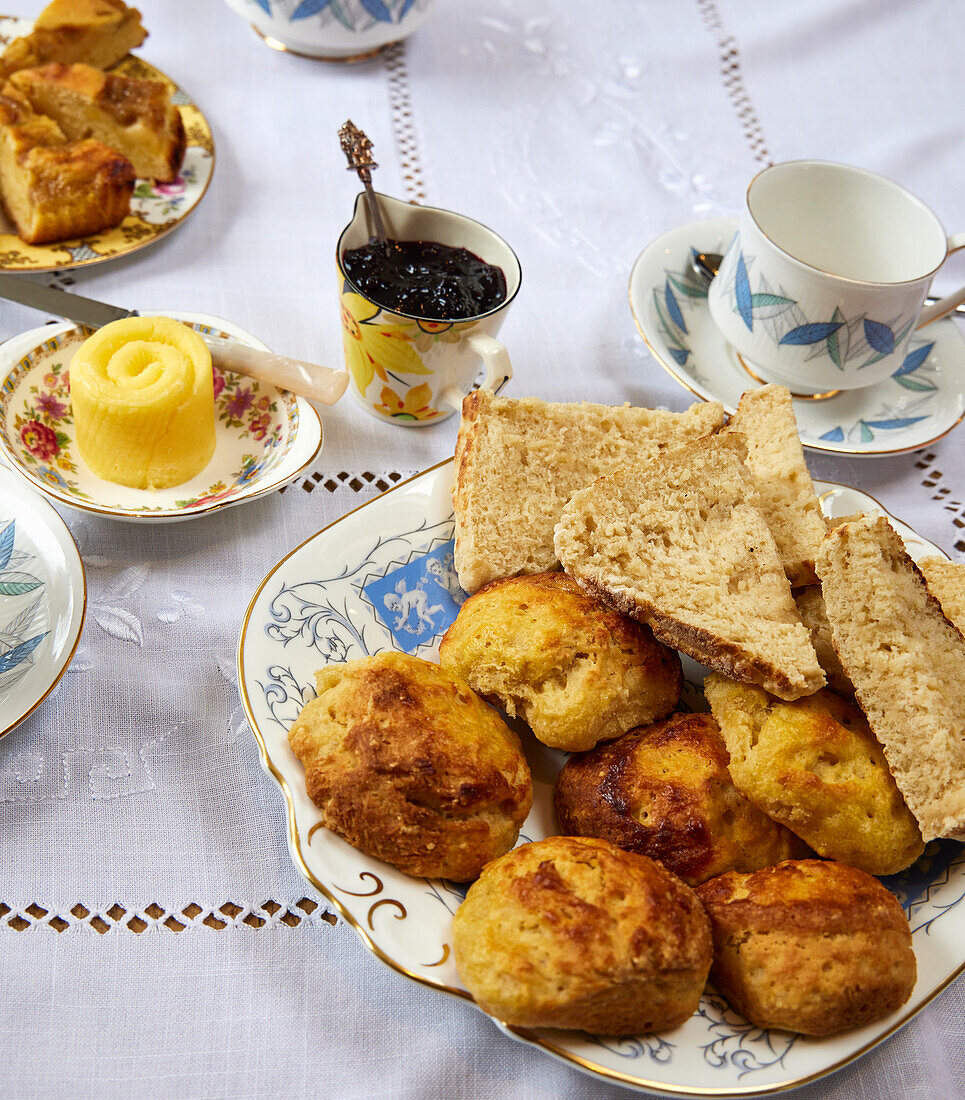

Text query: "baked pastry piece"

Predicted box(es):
[452, 390, 725, 593]
[554, 712, 810, 885]
[816, 516, 965, 841]
[554, 434, 825, 700]
[704, 673, 923, 874]
[439, 572, 681, 752]
[287, 652, 532, 881]
[695, 860, 916, 1035]
[0, 0, 146, 79]
[723, 385, 827, 587]
[0, 86, 134, 244]
[453, 836, 712, 1034]
[10, 63, 185, 182]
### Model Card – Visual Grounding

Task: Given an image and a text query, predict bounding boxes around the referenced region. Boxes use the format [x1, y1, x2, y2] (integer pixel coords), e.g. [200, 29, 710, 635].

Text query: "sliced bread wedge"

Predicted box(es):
[918, 557, 965, 629]
[816, 517, 965, 841]
[554, 434, 825, 700]
[723, 385, 827, 587]
[452, 390, 725, 593]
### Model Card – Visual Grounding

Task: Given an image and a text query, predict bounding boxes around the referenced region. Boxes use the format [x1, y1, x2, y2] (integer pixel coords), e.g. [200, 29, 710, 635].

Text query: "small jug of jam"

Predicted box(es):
[336, 191, 521, 425]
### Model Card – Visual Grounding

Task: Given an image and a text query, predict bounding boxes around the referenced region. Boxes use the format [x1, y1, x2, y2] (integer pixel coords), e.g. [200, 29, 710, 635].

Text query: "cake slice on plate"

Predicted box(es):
[0, 86, 134, 244]
[11, 62, 185, 181]
[0, 0, 146, 79]
[554, 434, 825, 700]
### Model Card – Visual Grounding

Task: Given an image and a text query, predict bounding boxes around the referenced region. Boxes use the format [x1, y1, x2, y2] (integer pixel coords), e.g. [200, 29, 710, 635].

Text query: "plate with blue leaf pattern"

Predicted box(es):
[0, 466, 85, 740]
[239, 458, 965, 1097]
[630, 217, 965, 455]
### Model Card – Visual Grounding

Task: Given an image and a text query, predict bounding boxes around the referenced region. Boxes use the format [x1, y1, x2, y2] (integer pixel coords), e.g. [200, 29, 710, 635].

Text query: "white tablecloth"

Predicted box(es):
[2, 0, 965, 1096]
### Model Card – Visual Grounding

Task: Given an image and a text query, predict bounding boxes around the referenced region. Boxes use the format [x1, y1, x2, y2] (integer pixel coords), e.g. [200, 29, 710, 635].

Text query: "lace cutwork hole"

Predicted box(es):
[281, 469, 407, 495]
[916, 451, 965, 554]
[0, 898, 337, 933]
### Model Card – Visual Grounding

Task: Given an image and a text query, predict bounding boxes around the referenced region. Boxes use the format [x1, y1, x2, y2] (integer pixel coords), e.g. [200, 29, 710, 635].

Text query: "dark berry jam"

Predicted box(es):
[341, 238, 507, 320]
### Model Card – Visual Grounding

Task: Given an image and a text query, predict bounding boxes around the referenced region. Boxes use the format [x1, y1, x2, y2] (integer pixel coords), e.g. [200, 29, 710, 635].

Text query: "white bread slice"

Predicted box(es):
[794, 585, 854, 696]
[554, 434, 825, 701]
[452, 391, 725, 593]
[816, 517, 965, 841]
[919, 557, 965, 629]
[723, 385, 827, 587]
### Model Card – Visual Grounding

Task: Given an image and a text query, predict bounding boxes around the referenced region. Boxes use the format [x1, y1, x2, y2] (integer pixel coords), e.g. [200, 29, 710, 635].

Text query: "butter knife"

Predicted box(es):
[0, 274, 349, 406]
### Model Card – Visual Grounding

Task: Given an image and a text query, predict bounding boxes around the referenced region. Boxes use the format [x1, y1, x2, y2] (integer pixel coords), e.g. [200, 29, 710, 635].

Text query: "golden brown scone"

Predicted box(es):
[453, 836, 712, 1034]
[0, 0, 147, 80]
[439, 572, 681, 752]
[554, 712, 810, 885]
[288, 653, 532, 881]
[0, 86, 134, 244]
[695, 860, 916, 1035]
[704, 674, 924, 875]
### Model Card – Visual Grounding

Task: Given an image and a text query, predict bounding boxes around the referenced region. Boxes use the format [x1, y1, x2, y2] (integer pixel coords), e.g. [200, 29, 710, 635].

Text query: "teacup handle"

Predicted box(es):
[440, 333, 514, 410]
[918, 232, 965, 327]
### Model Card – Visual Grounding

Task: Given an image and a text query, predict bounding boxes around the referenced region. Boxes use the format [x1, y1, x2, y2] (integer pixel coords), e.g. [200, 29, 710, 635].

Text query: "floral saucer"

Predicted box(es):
[629, 217, 965, 455]
[0, 312, 322, 522]
[0, 16, 215, 273]
[239, 458, 964, 1097]
[0, 466, 85, 740]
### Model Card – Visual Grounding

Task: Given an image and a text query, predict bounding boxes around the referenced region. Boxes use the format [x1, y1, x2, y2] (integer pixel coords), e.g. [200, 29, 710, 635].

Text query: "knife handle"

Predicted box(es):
[202, 336, 348, 406]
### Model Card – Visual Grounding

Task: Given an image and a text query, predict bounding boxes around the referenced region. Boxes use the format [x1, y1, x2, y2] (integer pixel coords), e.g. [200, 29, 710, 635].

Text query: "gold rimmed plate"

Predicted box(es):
[0, 16, 215, 272]
[0, 312, 322, 522]
[238, 458, 965, 1096]
[629, 217, 965, 456]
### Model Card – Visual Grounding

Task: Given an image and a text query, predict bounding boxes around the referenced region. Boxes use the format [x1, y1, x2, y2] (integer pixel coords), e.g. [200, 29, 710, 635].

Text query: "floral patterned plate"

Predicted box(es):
[238, 458, 965, 1097]
[0, 312, 322, 522]
[0, 16, 215, 273]
[0, 466, 85, 740]
[629, 217, 965, 455]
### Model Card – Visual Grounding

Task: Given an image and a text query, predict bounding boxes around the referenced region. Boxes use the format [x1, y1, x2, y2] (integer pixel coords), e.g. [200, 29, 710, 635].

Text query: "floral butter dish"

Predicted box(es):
[0, 312, 322, 522]
[0, 466, 85, 740]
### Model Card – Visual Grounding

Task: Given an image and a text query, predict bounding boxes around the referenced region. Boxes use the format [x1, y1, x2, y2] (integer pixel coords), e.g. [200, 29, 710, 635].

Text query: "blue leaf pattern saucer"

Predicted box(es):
[0, 468, 85, 739]
[631, 217, 965, 455]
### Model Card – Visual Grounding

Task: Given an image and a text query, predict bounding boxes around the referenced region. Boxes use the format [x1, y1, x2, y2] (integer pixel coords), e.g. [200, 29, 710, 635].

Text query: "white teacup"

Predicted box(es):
[708, 161, 965, 393]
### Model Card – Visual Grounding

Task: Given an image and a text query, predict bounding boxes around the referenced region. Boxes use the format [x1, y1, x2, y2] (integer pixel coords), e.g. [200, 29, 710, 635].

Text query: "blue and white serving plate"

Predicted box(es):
[238, 459, 965, 1097]
[629, 217, 965, 456]
[0, 467, 85, 740]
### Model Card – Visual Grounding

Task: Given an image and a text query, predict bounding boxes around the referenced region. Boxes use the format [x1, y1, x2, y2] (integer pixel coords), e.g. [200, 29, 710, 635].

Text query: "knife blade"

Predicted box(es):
[0, 274, 348, 406]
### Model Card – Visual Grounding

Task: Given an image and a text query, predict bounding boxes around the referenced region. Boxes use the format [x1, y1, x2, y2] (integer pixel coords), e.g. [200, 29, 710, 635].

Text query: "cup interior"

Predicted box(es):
[337, 193, 521, 321]
[748, 162, 947, 284]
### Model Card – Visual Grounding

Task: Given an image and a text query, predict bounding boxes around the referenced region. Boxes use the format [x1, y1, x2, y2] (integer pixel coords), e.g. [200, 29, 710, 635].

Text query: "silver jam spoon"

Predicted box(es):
[690, 249, 723, 285]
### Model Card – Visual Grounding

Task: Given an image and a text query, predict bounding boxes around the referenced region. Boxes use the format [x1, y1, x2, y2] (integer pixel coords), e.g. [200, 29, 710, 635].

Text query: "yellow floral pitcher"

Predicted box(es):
[336, 192, 519, 425]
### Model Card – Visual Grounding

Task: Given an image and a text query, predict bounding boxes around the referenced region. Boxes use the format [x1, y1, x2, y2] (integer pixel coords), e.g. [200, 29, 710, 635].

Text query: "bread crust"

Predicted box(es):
[577, 574, 819, 700]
